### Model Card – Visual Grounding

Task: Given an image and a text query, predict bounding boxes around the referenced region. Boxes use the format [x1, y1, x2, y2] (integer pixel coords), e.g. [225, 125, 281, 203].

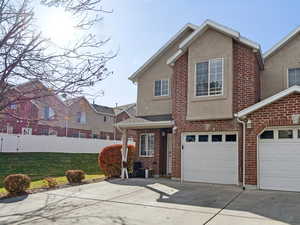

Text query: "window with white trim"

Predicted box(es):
[76, 112, 86, 124]
[43, 106, 55, 120]
[196, 58, 223, 96]
[154, 80, 169, 96]
[140, 133, 154, 157]
[288, 68, 300, 87]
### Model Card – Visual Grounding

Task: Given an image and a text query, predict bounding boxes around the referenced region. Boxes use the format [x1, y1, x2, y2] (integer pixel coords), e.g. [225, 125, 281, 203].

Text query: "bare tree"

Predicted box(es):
[0, 0, 114, 112]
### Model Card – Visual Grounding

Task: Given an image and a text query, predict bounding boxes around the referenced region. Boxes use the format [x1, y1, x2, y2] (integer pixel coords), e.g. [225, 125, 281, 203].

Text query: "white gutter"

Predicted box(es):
[236, 116, 246, 189]
[117, 120, 174, 129]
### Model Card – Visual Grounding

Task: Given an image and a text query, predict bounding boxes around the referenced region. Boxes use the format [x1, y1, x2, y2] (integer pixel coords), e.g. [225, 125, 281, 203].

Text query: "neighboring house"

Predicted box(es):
[65, 97, 115, 139]
[114, 103, 137, 140]
[117, 19, 300, 192]
[0, 81, 125, 139]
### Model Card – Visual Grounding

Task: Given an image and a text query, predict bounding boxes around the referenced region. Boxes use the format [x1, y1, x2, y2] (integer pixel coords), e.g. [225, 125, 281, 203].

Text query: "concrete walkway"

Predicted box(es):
[0, 178, 300, 225]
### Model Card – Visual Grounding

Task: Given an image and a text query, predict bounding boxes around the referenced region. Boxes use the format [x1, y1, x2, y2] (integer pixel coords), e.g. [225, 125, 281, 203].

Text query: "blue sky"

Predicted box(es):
[37, 0, 300, 107]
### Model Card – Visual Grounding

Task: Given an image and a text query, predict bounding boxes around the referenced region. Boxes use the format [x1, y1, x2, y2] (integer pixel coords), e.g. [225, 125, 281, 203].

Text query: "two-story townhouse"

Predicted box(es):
[117, 19, 300, 192]
[65, 96, 116, 139]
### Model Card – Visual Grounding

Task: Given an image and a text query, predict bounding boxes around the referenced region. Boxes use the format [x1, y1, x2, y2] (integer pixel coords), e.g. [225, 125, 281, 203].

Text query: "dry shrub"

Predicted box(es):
[43, 177, 58, 188]
[98, 144, 135, 178]
[4, 174, 31, 194]
[65, 170, 85, 184]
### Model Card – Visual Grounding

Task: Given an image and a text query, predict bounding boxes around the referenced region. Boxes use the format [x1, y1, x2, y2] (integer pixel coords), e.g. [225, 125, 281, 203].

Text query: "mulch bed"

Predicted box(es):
[0, 177, 106, 200]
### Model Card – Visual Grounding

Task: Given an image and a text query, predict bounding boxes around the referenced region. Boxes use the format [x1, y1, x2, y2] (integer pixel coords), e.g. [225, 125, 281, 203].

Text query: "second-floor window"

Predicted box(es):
[76, 112, 86, 124]
[154, 80, 169, 96]
[44, 106, 55, 120]
[288, 68, 300, 87]
[196, 58, 223, 96]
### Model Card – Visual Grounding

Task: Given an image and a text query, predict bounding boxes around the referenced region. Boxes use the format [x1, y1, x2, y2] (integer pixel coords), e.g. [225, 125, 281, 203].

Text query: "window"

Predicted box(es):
[41, 127, 49, 136]
[278, 130, 293, 139]
[140, 134, 154, 157]
[212, 135, 222, 142]
[226, 134, 237, 142]
[198, 135, 208, 142]
[44, 106, 55, 120]
[76, 112, 86, 124]
[22, 128, 32, 135]
[298, 129, 300, 139]
[288, 68, 300, 87]
[260, 130, 274, 139]
[79, 132, 86, 138]
[9, 104, 17, 110]
[196, 58, 223, 96]
[104, 116, 107, 122]
[6, 125, 13, 134]
[154, 80, 169, 96]
[185, 135, 196, 142]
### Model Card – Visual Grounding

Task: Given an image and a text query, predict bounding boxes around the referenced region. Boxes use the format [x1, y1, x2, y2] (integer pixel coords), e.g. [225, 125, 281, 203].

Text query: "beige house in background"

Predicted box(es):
[65, 97, 115, 139]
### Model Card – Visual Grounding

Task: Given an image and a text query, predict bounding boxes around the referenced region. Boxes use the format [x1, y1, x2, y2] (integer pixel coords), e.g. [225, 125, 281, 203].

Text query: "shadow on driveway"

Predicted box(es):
[108, 178, 300, 225]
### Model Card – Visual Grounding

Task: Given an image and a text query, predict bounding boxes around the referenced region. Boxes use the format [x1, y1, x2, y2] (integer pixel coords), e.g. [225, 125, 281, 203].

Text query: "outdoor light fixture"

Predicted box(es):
[246, 119, 252, 129]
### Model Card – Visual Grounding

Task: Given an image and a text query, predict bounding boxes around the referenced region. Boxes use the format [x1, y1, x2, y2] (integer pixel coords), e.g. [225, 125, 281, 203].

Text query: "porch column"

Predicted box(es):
[121, 128, 128, 179]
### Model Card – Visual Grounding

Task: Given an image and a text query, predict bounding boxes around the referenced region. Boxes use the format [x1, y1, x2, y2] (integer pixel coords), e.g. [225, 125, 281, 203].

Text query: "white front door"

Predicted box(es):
[167, 133, 172, 175]
[182, 132, 238, 185]
[259, 127, 300, 192]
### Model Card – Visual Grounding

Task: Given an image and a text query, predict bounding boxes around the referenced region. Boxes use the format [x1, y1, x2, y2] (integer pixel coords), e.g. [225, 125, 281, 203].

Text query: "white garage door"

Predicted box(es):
[259, 127, 300, 192]
[182, 132, 238, 185]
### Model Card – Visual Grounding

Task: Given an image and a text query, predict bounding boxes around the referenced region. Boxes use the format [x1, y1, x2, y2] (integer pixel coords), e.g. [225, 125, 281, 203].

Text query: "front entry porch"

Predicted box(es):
[116, 117, 174, 177]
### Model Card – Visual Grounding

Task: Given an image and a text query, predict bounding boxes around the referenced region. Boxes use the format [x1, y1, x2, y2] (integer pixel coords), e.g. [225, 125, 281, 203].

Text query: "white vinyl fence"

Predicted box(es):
[0, 133, 134, 153]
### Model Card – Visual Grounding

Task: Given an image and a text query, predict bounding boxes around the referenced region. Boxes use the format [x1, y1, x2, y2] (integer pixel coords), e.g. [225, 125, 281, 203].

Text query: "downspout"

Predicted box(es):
[236, 116, 246, 189]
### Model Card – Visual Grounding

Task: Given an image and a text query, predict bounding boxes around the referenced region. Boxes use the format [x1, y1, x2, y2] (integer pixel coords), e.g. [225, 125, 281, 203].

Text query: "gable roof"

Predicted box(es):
[128, 23, 198, 82]
[235, 85, 300, 118]
[167, 19, 262, 66]
[114, 103, 136, 116]
[92, 104, 115, 115]
[65, 96, 115, 116]
[264, 25, 300, 59]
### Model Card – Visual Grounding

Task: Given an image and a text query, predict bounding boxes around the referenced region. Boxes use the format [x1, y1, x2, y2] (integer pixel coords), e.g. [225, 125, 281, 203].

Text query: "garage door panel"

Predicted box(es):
[259, 128, 300, 192]
[183, 133, 238, 185]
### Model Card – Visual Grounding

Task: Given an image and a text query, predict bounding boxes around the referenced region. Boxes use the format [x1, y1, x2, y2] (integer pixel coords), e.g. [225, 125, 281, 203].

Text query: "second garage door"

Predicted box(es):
[182, 132, 238, 185]
[259, 127, 300, 192]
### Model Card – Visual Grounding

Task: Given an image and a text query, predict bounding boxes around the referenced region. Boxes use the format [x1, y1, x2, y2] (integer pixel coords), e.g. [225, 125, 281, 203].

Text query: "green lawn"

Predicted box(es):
[0, 152, 104, 188]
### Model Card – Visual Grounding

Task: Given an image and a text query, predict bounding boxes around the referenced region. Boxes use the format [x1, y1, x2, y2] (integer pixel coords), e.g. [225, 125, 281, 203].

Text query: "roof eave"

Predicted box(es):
[236, 85, 300, 118]
[128, 23, 198, 82]
[263, 26, 300, 60]
[167, 20, 262, 67]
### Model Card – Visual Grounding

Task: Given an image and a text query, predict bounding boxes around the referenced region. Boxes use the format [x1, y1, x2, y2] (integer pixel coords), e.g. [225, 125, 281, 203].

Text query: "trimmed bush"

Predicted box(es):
[65, 170, 85, 184]
[98, 144, 135, 178]
[4, 174, 31, 194]
[43, 177, 58, 188]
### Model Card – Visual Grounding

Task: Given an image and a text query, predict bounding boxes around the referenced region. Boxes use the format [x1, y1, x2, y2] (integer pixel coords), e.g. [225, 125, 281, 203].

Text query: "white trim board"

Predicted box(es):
[167, 19, 261, 66]
[264, 26, 300, 59]
[129, 23, 198, 82]
[236, 85, 300, 118]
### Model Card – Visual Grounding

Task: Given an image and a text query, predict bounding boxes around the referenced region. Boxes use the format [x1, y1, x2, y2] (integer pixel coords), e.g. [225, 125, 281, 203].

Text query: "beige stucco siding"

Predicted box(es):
[68, 99, 114, 134]
[136, 29, 193, 117]
[187, 29, 233, 120]
[262, 33, 300, 99]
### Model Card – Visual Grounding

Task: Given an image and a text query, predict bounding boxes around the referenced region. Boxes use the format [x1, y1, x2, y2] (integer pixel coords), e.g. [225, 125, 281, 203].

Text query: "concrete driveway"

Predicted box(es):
[0, 178, 300, 225]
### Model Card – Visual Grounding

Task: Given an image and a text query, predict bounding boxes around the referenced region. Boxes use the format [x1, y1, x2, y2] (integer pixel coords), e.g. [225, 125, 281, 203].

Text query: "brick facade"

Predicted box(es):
[134, 129, 162, 175]
[170, 41, 261, 181]
[233, 41, 261, 112]
[244, 93, 300, 185]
